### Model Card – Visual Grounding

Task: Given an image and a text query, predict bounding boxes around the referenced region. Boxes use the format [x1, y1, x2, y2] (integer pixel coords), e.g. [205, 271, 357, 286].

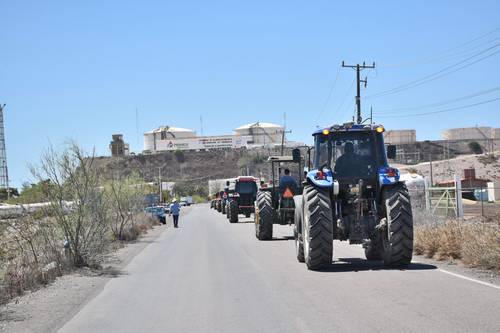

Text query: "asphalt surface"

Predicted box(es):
[59, 204, 500, 333]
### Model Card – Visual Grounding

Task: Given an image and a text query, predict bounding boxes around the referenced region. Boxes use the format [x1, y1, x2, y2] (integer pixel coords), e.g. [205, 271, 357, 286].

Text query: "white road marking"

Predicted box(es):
[438, 268, 500, 290]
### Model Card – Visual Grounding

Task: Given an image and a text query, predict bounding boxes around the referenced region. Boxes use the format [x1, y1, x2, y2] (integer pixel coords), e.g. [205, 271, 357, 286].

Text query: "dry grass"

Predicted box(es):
[414, 217, 500, 271]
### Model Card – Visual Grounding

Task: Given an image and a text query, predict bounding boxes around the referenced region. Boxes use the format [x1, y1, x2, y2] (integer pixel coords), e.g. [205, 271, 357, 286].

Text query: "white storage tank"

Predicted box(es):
[384, 130, 416, 145]
[442, 127, 492, 140]
[233, 122, 285, 145]
[144, 126, 196, 152]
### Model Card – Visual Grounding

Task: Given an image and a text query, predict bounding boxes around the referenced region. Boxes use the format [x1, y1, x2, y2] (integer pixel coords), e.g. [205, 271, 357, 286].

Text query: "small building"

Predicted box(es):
[384, 129, 416, 145]
[233, 122, 285, 146]
[109, 134, 130, 157]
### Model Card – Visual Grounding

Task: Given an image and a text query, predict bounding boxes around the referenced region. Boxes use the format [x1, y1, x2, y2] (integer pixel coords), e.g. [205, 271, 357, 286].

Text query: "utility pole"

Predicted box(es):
[0, 104, 9, 199]
[158, 167, 162, 203]
[342, 61, 375, 124]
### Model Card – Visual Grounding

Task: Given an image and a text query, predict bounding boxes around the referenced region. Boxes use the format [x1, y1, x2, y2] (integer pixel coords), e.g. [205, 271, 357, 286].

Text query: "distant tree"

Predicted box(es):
[173, 150, 185, 163]
[468, 141, 483, 154]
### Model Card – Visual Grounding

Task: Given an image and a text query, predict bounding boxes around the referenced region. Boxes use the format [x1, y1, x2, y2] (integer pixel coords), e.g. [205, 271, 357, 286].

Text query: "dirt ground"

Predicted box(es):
[395, 152, 500, 183]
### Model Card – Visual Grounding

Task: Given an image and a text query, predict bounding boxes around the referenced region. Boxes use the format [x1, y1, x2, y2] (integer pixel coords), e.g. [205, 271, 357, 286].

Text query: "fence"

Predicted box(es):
[406, 176, 500, 219]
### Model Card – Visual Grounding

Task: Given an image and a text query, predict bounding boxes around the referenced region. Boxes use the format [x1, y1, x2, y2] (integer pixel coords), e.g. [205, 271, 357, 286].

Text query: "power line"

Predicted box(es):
[380, 26, 500, 68]
[313, 66, 342, 127]
[376, 96, 500, 118]
[331, 78, 355, 122]
[366, 43, 500, 99]
[374, 85, 500, 114]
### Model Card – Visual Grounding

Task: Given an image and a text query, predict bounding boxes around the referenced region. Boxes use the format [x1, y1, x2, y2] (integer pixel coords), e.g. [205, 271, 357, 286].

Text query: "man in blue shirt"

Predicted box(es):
[279, 168, 298, 193]
[169, 199, 181, 228]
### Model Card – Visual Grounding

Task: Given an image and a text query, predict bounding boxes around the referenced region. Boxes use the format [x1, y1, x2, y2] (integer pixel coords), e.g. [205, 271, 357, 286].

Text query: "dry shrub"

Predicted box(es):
[461, 222, 500, 270]
[436, 220, 463, 260]
[0, 215, 65, 305]
[414, 226, 440, 257]
[414, 218, 500, 271]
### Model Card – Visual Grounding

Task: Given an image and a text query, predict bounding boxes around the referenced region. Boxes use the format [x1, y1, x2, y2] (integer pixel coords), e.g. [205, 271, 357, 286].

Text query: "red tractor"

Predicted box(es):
[226, 176, 259, 223]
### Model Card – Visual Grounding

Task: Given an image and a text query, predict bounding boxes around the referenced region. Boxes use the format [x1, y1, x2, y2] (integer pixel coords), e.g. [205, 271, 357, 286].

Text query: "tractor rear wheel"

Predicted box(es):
[229, 200, 239, 223]
[303, 185, 333, 270]
[255, 191, 274, 240]
[226, 201, 231, 219]
[381, 184, 413, 267]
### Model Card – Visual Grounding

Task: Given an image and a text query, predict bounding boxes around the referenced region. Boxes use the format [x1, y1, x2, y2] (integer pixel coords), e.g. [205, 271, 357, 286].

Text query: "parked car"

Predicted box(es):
[144, 206, 166, 224]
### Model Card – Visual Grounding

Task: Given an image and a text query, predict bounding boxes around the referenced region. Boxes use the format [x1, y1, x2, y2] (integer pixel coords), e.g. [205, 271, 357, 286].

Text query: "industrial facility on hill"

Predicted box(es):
[109, 124, 500, 156]
[143, 122, 291, 153]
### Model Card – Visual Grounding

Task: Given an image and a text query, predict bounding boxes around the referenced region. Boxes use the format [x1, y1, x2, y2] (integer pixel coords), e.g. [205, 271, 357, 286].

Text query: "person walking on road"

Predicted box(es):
[170, 199, 181, 228]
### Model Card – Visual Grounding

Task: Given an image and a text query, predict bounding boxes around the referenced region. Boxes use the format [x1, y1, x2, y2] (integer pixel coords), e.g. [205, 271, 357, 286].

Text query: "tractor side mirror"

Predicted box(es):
[387, 145, 396, 159]
[292, 148, 301, 162]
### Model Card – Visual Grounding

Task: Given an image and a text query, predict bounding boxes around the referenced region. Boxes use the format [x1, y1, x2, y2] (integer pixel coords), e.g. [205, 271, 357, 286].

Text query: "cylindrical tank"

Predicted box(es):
[233, 122, 284, 145]
[143, 126, 196, 151]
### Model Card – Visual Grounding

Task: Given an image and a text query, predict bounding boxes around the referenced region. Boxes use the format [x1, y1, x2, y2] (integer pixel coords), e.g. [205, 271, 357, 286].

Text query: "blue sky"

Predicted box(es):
[1, 0, 500, 188]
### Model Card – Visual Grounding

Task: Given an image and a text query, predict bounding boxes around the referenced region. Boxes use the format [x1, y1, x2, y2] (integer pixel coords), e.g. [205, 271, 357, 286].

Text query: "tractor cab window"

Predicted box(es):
[331, 134, 376, 179]
[314, 134, 332, 168]
[235, 181, 257, 194]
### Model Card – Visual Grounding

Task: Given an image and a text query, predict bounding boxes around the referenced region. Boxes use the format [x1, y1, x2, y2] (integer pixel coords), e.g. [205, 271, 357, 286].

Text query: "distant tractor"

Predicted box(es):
[226, 176, 259, 223]
[294, 123, 413, 270]
[254, 150, 303, 240]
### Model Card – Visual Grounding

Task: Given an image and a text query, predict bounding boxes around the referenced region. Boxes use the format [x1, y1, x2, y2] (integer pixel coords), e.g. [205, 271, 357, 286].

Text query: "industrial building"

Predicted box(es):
[143, 122, 286, 153]
[109, 134, 130, 157]
[384, 130, 417, 145]
[442, 126, 500, 140]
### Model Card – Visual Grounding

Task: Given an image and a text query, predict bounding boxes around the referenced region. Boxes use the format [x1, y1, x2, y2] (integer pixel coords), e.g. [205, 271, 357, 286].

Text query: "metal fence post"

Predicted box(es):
[454, 174, 463, 218]
[480, 185, 484, 217]
[424, 177, 430, 212]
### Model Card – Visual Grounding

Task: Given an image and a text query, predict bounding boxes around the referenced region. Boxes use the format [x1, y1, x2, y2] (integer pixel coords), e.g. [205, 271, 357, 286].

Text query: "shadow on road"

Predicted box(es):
[319, 258, 437, 272]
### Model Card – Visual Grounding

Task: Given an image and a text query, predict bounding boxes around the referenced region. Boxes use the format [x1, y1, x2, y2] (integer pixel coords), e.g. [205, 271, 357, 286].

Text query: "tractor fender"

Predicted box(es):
[306, 170, 339, 195]
[306, 169, 333, 188]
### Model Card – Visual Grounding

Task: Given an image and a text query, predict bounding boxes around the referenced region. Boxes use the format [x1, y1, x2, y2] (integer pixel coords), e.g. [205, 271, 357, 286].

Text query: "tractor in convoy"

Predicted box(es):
[226, 176, 258, 223]
[293, 122, 413, 270]
[254, 149, 304, 240]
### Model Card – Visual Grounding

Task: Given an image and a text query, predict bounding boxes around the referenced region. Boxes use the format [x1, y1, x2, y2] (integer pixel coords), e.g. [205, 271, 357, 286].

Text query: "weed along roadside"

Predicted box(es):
[0, 143, 164, 306]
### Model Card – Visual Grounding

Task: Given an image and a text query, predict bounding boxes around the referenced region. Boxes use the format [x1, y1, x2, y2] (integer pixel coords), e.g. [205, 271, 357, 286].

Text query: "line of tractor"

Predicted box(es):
[210, 122, 413, 271]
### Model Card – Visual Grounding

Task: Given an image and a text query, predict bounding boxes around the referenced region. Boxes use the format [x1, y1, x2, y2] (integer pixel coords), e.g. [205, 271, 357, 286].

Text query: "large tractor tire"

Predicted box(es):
[381, 184, 413, 268]
[229, 200, 239, 223]
[226, 201, 231, 219]
[222, 201, 226, 214]
[302, 185, 333, 270]
[255, 191, 274, 240]
[294, 196, 305, 263]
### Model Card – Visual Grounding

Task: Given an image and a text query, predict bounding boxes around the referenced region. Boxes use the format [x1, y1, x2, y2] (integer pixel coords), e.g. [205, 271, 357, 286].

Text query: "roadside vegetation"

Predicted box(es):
[413, 211, 500, 271]
[0, 143, 157, 305]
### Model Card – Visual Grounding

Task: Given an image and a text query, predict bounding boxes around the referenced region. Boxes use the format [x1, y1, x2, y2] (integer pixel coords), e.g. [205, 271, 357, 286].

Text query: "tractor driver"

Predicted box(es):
[279, 168, 298, 193]
[334, 141, 363, 178]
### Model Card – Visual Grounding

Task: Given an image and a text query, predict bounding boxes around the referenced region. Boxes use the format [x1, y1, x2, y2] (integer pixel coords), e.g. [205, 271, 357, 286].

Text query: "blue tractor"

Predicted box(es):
[294, 122, 413, 270]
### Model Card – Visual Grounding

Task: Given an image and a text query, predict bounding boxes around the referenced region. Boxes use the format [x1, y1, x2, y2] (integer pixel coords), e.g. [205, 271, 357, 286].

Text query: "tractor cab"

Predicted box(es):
[310, 123, 398, 202]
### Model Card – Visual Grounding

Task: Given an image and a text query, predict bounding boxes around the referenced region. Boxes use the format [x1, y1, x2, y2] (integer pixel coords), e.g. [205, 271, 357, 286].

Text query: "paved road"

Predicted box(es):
[59, 204, 500, 333]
